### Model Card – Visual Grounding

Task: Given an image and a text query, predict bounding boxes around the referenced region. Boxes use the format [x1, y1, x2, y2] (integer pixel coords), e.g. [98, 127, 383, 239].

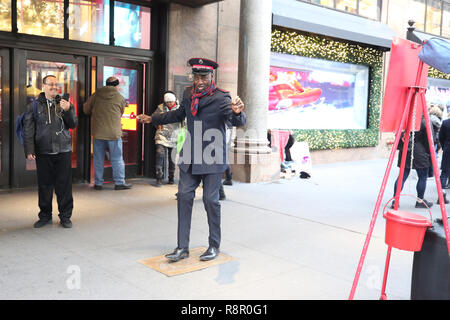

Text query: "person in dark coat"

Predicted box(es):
[137, 58, 246, 262]
[438, 118, 450, 204]
[23, 75, 78, 228]
[392, 117, 433, 209]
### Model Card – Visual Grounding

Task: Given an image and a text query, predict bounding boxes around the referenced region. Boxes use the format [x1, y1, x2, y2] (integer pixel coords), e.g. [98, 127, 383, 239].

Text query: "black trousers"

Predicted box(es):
[284, 134, 294, 162]
[177, 169, 222, 249]
[155, 144, 175, 179]
[35, 152, 73, 221]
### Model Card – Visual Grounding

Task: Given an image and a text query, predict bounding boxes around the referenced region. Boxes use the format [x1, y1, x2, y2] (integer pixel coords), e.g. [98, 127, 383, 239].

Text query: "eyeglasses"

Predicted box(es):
[44, 83, 58, 87]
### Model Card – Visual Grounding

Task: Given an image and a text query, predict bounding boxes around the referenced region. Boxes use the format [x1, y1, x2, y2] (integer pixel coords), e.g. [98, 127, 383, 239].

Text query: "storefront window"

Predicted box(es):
[336, 0, 358, 14]
[304, 0, 380, 20]
[427, 78, 450, 115]
[103, 66, 138, 165]
[26, 60, 79, 170]
[69, 0, 110, 44]
[442, 1, 450, 38]
[0, 0, 11, 31]
[426, 0, 442, 34]
[17, 0, 64, 38]
[311, 0, 335, 6]
[359, 0, 379, 20]
[408, 0, 426, 31]
[114, 2, 150, 49]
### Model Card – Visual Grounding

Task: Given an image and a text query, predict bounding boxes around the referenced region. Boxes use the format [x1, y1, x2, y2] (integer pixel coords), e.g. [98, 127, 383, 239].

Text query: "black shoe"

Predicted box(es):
[93, 185, 102, 190]
[33, 218, 52, 228]
[223, 179, 233, 186]
[60, 219, 72, 228]
[168, 178, 175, 185]
[200, 246, 219, 261]
[300, 171, 311, 179]
[415, 199, 433, 208]
[390, 200, 399, 209]
[165, 248, 189, 262]
[114, 183, 132, 190]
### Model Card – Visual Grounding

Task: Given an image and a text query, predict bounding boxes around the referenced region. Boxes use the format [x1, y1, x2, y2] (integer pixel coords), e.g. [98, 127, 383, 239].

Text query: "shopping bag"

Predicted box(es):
[291, 141, 312, 178]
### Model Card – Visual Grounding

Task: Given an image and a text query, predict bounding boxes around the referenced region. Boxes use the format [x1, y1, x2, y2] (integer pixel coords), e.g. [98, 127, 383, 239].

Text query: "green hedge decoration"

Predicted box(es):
[271, 28, 383, 150]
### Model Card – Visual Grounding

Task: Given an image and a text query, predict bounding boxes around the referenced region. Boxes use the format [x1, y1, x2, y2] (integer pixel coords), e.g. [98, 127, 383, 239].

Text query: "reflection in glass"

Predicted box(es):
[359, 0, 379, 20]
[103, 66, 138, 166]
[336, 0, 358, 14]
[0, 0, 11, 31]
[114, 2, 150, 49]
[269, 52, 369, 130]
[69, 0, 110, 44]
[408, 0, 426, 31]
[443, 2, 450, 38]
[426, 0, 442, 34]
[26, 60, 79, 170]
[311, 0, 335, 6]
[17, 0, 64, 38]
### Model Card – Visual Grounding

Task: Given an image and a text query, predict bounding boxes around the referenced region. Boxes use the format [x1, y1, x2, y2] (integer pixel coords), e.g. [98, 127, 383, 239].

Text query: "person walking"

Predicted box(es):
[392, 117, 434, 209]
[137, 58, 246, 262]
[428, 105, 442, 178]
[153, 91, 183, 187]
[83, 77, 132, 191]
[438, 117, 450, 204]
[23, 75, 78, 228]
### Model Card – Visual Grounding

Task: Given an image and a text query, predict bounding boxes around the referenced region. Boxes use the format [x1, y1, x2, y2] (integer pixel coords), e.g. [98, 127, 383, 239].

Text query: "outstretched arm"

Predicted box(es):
[138, 102, 186, 125]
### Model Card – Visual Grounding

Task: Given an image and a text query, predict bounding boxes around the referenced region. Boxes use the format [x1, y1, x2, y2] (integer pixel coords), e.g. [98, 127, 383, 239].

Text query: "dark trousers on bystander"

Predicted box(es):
[35, 152, 73, 222]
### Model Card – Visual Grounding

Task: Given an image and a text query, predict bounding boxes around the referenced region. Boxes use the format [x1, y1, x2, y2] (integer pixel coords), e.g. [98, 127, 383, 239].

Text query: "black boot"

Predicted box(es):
[415, 199, 433, 208]
[437, 192, 449, 204]
[223, 179, 233, 186]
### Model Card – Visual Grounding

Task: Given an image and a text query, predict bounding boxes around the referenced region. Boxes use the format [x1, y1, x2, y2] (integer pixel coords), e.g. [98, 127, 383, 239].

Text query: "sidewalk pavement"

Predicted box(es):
[0, 158, 443, 300]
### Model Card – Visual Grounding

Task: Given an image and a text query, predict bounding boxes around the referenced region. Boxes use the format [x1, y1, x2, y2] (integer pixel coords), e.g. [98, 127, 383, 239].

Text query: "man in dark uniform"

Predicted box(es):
[137, 58, 246, 262]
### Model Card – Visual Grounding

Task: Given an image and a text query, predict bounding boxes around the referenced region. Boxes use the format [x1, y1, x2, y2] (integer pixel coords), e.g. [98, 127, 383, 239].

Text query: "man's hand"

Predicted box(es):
[232, 96, 244, 114]
[60, 99, 70, 111]
[137, 114, 152, 124]
[27, 154, 36, 161]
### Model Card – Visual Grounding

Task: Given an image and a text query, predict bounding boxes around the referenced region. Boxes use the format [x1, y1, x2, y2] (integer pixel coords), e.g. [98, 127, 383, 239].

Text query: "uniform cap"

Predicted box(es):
[188, 58, 218, 75]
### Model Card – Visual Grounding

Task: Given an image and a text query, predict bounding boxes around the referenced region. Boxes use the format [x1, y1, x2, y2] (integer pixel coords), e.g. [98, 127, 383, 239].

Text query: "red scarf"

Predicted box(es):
[190, 81, 217, 116]
[168, 102, 177, 110]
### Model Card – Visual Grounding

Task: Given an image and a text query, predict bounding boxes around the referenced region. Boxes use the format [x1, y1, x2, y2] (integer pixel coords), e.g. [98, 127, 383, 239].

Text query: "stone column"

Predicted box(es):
[230, 0, 280, 183]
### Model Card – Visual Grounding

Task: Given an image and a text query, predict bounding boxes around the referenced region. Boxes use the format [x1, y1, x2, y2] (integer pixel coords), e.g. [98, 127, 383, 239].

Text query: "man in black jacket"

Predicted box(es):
[137, 58, 245, 262]
[23, 75, 78, 228]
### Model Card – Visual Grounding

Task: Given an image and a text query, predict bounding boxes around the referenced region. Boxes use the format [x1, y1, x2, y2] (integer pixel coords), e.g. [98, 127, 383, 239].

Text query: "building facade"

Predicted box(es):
[165, 0, 450, 167]
[0, 0, 449, 189]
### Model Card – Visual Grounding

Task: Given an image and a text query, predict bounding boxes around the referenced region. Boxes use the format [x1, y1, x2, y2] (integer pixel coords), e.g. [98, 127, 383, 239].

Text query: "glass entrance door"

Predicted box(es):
[0, 49, 10, 188]
[13, 50, 86, 187]
[93, 57, 143, 183]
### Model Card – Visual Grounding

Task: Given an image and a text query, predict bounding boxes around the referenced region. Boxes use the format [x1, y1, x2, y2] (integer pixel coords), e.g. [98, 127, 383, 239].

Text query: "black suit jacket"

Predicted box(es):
[151, 88, 246, 174]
